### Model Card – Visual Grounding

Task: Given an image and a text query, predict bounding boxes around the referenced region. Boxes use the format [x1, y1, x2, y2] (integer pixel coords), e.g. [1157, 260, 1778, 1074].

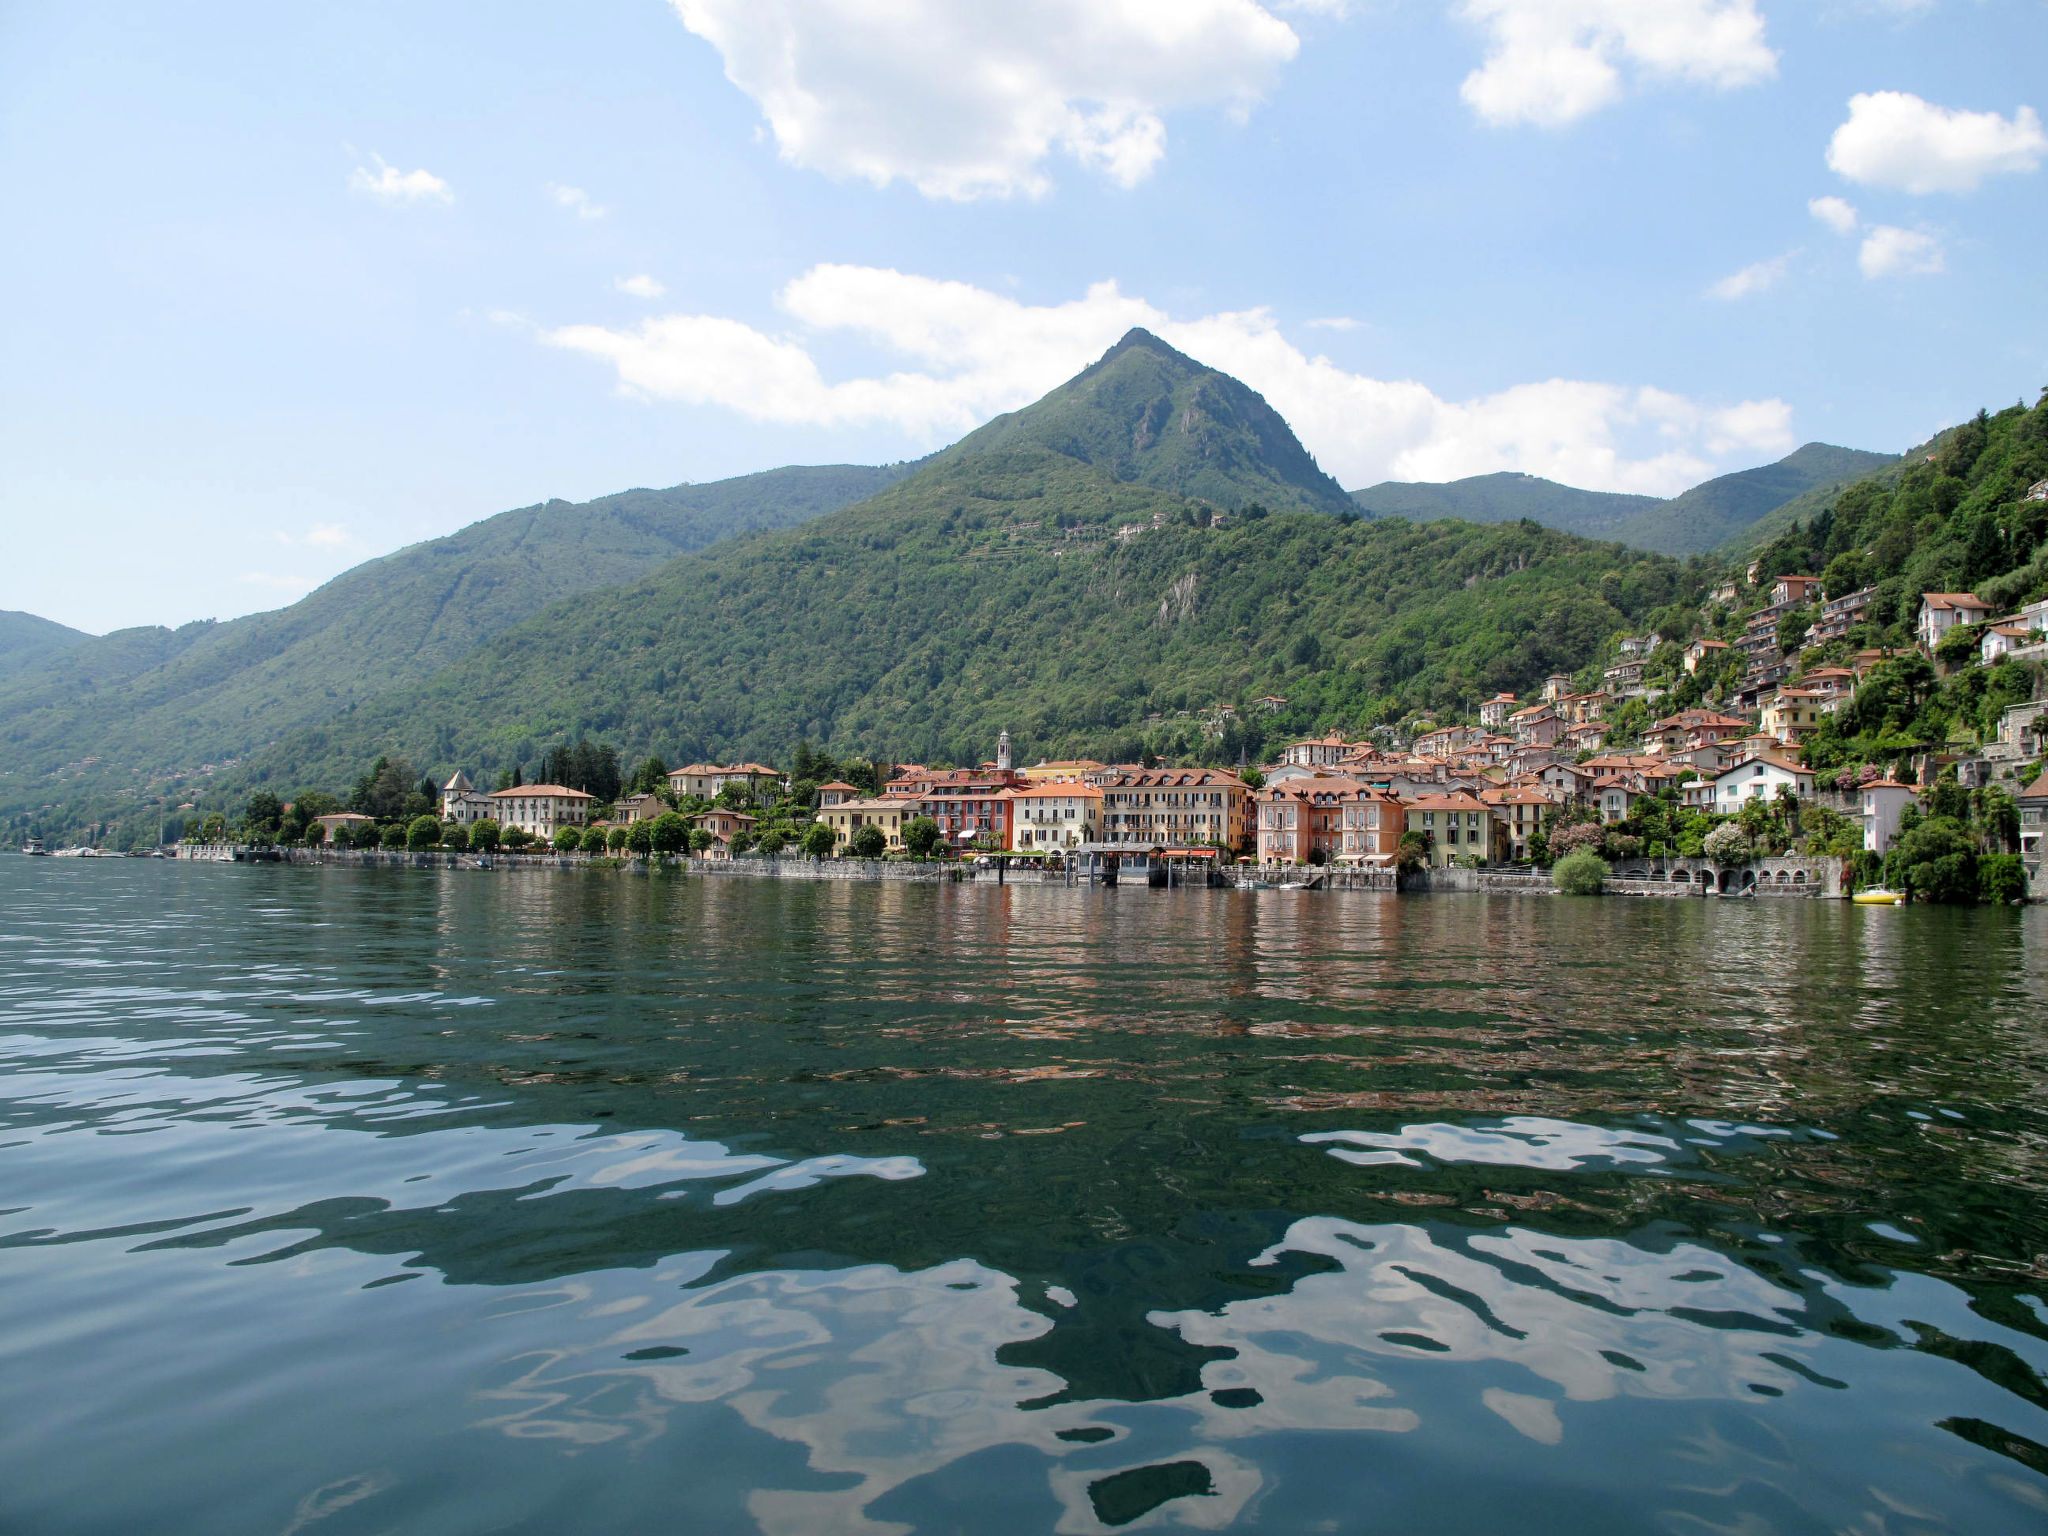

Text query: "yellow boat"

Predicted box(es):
[1853, 888, 1904, 906]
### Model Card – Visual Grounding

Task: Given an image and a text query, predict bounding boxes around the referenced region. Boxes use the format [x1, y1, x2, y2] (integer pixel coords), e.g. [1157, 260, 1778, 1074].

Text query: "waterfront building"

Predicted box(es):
[1095, 767, 1250, 849]
[913, 767, 1027, 849]
[1256, 777, 1356, 864]
[2020, 774, 2047, 859]
[1405, 792, 1508, 866]
[688, 808, 757, 854]
[488, 784, 595, 838]
[1479, 785, 1551, 860]
[815, 781, 861, 808]
[438, 771, 497, 825]
[1859, 779, 1918, 855]
[312, 812, 375, 842]
[814, 798, 906, 853]
[1007, 783, 1103, 851]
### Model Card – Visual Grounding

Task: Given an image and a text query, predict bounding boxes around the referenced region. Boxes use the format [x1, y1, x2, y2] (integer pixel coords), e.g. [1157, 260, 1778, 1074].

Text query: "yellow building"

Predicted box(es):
[818, 797, 910, 852]
[1405, 792, 1508, 866]
[1006, 784, 1102, 850]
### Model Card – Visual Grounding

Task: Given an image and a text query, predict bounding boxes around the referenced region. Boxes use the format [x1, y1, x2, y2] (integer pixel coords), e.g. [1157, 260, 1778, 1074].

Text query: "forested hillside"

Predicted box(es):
[1351, 444, 1897, 556]
[0, 610, 90, 680]
[234, 336, 1697, 797]
[0, 462, 909, 824]
[1747, 396, 2048, 632]
[1604, 443, 1897, 556]
[1351, 473, 1661, 535]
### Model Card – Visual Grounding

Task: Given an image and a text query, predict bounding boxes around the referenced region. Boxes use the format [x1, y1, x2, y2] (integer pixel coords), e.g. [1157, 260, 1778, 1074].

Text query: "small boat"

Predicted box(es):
[1853, 887, 1905, 906]
[23, 837, 47, 856]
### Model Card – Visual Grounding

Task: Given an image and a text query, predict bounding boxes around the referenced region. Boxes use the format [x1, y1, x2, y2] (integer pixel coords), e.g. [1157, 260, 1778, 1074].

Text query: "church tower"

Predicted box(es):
[997, 729, 1013, 772]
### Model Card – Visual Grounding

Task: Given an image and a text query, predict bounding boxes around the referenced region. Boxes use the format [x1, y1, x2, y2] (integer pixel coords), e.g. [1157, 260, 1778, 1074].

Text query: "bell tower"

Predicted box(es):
[997, 729, 1013, 772]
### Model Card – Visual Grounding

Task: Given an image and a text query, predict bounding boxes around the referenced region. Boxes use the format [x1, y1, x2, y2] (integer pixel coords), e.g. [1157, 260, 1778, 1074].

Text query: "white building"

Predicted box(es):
[1916, 592, 1991, 650]
[1859, 779, 1918, 855]
[1981, 622, 2037, 664]
[439, 771, 496, 825]
[1707, 754, 1816, 812]
[1007, 784, 1102, 851]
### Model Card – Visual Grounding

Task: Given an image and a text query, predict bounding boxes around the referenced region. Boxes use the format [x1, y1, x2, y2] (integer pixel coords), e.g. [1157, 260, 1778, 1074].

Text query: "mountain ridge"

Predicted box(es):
[224, 335, 1695, 798]
[1351, 442, 1899, 555]
[0, 462, 912, 819]
[0, 610, 92, 681]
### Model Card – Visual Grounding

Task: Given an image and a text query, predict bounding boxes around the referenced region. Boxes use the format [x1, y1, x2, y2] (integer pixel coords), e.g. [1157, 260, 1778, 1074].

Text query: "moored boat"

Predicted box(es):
[23, 837, 47, 856]
[1853, 887, 1904, 906]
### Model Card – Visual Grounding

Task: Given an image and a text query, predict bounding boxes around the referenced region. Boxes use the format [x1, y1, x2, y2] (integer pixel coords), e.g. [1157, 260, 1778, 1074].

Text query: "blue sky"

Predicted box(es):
[3, 0, 2043, 634]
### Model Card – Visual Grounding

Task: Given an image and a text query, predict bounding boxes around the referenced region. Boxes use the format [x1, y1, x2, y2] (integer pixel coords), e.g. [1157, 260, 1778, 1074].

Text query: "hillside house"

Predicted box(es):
[1706, 754, 1815, 812]
[1916, 592, 1992, 650]
[1684, 638, 1731, 674]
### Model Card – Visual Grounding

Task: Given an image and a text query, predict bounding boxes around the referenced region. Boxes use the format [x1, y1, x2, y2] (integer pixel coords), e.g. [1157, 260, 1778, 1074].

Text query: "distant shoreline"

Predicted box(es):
[124, 844, 1853, 898]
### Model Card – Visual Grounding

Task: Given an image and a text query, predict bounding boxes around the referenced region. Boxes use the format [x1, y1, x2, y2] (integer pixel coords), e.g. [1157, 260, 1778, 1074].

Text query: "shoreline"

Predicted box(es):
[147, 844, 1854, 898]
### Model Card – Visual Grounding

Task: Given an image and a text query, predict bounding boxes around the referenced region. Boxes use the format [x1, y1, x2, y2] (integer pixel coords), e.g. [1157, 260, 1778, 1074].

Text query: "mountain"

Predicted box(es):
[1602, 443, 1900, 556]
[1716, 453, 1914, 559]
[948, 329, 1356, 516]
[232, 334, 1695, 799]
[1352, 445, 1900, 558]
[0, 463, 910, 820]
[1747, 400, 2048, 626]
[1351, 473, 1661, 536]
[0, 610, 91, 680]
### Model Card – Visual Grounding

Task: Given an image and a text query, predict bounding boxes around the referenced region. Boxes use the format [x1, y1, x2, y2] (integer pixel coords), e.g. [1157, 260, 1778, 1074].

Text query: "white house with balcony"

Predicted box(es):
[1916, 592, 1992, 650]
[1706, 754, 1815, 812]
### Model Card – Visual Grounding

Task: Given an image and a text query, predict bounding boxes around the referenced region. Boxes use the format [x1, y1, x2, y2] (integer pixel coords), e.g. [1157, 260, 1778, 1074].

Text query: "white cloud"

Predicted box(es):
[347, 155, 452, 205]
[1706, 251, 1794, 301]
[543, 264, 1792, 496]
[666, 0, 1302, 199]
[1808, 194, 1860, 235]
[1455, 0, 1776, 127]
[1306, 315, 1361, 330]
[1858, 224, 1945, 278]
[1827, 91, 2047, 193]
[616, 274, 667, 299]
[547, 182, 608, 219]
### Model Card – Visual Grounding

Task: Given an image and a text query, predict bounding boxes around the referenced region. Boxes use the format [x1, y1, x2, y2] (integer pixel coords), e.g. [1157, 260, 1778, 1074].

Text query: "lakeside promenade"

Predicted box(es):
[170, 844, 1851, 898]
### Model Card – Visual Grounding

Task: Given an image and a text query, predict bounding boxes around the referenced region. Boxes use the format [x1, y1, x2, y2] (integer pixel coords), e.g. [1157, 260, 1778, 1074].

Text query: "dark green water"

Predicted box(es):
[3, 861, 2046, 1536]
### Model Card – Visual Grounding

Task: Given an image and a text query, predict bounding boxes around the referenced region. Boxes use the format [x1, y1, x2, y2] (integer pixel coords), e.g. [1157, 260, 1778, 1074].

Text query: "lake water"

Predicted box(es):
[3, 860, 2046, 1535]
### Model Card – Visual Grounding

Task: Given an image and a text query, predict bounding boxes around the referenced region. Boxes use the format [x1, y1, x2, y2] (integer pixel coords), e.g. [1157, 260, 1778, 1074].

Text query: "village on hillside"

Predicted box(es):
[201, 574, 2048, 902]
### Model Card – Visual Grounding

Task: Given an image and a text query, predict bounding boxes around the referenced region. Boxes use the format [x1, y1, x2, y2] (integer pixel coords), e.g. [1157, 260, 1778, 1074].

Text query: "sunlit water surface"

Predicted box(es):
[2, 861, 2046, 1535]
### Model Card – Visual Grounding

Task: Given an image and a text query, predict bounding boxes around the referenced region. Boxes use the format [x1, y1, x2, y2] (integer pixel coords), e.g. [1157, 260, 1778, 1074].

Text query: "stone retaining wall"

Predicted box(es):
[194, 846, 1851, 897]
